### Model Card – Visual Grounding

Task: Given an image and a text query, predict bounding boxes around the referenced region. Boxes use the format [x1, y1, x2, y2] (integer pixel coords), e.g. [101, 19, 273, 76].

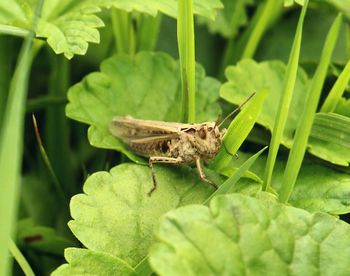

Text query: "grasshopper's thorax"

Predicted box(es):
[179, 122, 226, 161]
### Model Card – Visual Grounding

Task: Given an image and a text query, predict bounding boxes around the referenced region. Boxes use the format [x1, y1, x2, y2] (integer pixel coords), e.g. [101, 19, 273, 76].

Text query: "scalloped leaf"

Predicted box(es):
[0, 0, 223, 59]
[232, 152, 350, 215]
[149, 194, 350, 275]
[66, 51, 221, 162]
[52, 248, 135, 275]
[65, 163, 218, 267]
[220, 59, 350, 166]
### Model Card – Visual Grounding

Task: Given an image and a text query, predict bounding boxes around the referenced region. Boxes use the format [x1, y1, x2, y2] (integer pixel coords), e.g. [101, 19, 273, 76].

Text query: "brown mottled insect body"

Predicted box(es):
[110, 117, 226, 195]
[110, 93, 255, 196]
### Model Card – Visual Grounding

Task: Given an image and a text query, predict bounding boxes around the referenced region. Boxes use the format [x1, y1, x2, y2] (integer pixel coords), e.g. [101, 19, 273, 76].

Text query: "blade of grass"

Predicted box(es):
[45, 54, 73, 194]
[205, 147, 267, 205]
[210, 89, 267, 171]
[320, 59, 350, 112]
[177, 0, 196, 123]
[8, 239, 35, 276]
[0, 24, 30, 37]
[32, 115, 69, 205]
[263, 0, 308, 191]
[279, 13, 342, 203]
[136, 13, 162, 52]
[0, 1, 43, 273]
[111, 8, 136, 55]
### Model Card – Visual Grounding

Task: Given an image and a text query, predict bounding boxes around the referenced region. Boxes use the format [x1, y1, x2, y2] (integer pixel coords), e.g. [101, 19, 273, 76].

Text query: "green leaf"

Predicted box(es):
[220, 59, 350, 166]
[197, 0, 253, 38]
[0, 0, 222, 59]
[66, 51, 221, 163]
[67, 163, 218, 267]
[235, 152, 350, 215]
[149, 194, 350, 275]
[220, 59, 308, 146]
[284, 0, 305, 6]
[52, 248, 135, 276]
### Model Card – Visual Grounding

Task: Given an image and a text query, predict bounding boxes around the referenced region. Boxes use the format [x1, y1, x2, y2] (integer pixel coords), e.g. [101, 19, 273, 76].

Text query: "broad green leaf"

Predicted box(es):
[66, 51, 221, 163]
[0, 0, 222, 59]
[197, 0, 253, 38]
[220, 59, 350, 166]
[235, 152, 350, 215]
[52, 248, 135, 276]
[68, 163, 218, 267]
[149, 194, 350, 275]
[221, 59, 308, 147]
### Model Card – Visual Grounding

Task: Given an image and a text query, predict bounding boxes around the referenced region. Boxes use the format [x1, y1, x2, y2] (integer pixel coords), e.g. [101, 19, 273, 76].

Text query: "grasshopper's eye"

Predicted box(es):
[198, 128, 207, 139]
[208, 127, 213, 131]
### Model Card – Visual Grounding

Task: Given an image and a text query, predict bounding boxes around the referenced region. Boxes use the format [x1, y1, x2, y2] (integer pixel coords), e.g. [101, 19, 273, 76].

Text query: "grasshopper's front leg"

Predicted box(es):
[195, 158, 218, 190]
[148, 156, 184, 196]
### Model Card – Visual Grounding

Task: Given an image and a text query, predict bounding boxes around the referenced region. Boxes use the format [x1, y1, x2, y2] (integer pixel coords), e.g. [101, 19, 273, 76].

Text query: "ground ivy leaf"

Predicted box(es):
[68, 163, 216, 267]
[221, 59, 308, 146]
[149, 193, 350, 275]
[233, 152, 350, 215]
[66, 51, 221, 162]
[0, 0, 222, 58]
[52, 248, 135, 275]
[220, 59, 350, 166]
[197, 0, 253, 38]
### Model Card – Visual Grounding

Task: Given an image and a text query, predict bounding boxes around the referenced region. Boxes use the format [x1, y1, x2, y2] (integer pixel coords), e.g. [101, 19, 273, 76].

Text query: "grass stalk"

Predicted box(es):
[279, 13, 342, 203]
[177, 0, 196, 123]
[263, 0, 308, 191]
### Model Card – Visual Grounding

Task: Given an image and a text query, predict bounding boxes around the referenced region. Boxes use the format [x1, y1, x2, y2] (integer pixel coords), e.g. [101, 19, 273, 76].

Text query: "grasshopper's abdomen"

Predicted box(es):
[127, 139, 173, 158]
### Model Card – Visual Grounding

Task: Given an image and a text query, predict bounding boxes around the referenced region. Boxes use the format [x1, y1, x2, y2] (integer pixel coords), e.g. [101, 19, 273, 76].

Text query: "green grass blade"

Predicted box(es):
[111, 8, 136, 55]
[263, 1, 308, 191]
[211, 90, 267, 171]
[136, 14, 162, 52]
[0, 24, 30, 37]
[8, 239, 35, 276]
[177, 0, 196, 122]
[0, 30, 35, 276]
[320, 59, 350, 113]
[205, 147, 267, 205]
[279, 13, 342, 203]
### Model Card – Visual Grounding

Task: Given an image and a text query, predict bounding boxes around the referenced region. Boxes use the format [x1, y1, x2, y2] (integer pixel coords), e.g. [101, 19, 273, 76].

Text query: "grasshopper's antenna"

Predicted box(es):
[217, 92, 256, 128]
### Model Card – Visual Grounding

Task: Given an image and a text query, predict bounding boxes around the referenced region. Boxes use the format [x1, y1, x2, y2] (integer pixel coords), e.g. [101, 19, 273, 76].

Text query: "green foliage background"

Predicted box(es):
[0, 0, 350, 275]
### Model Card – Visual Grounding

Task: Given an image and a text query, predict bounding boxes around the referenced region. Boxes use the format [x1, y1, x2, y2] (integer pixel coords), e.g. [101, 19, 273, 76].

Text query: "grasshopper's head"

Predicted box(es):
[192, 122, 226, 159]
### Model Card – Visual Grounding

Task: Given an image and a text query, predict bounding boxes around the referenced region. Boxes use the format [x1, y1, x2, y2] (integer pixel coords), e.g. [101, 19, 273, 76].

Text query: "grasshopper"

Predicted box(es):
[110, 93, 255, 196]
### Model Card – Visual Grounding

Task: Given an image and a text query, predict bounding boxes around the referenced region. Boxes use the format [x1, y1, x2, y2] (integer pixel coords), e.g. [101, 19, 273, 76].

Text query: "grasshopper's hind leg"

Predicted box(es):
[195, 158, 218, 190]
[148, 156, 184, 196]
